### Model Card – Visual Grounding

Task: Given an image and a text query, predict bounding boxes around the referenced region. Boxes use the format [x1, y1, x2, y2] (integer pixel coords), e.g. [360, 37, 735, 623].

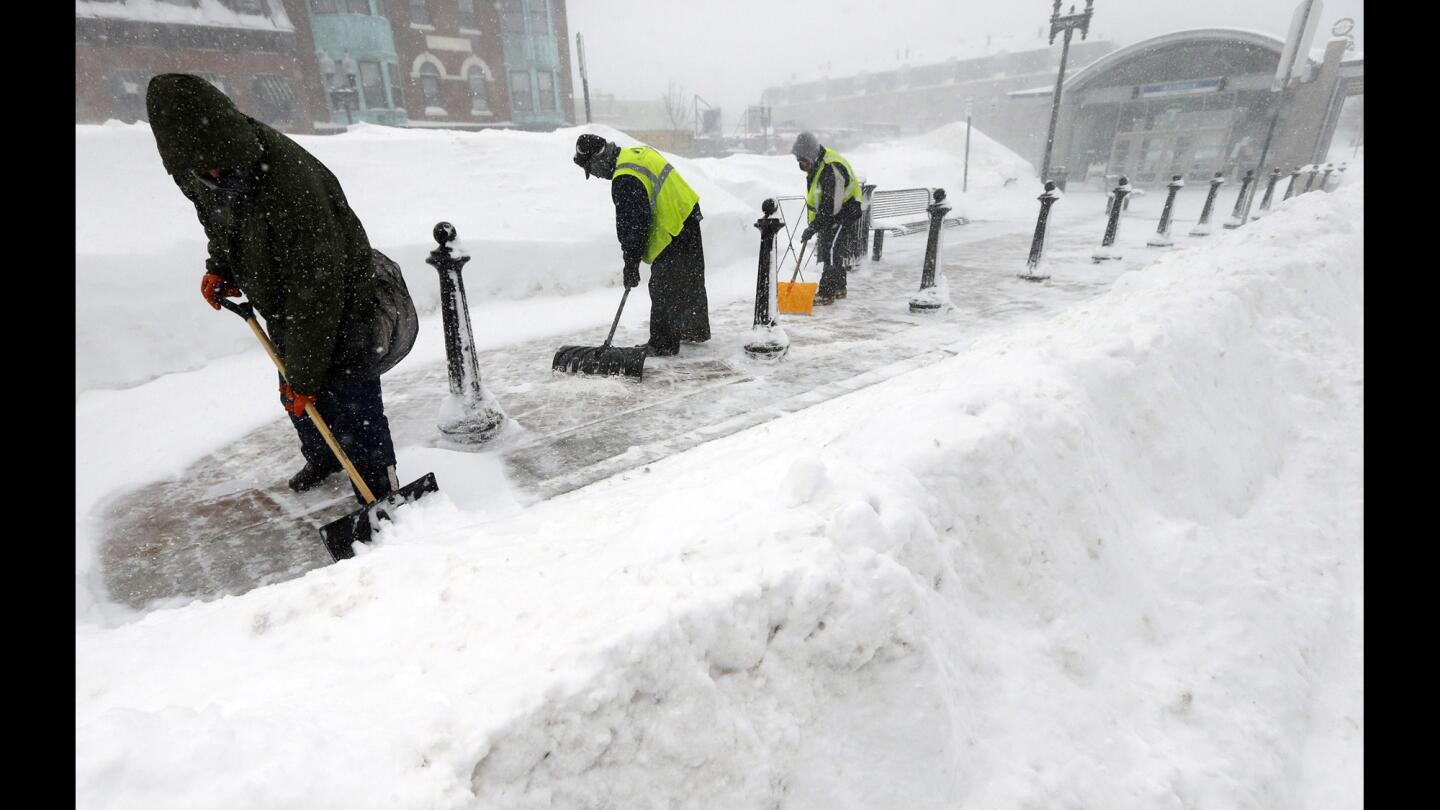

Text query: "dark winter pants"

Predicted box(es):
[647, 210, 711, 353]
[283, 374, 398, 504]
[817, 220, 852, 297]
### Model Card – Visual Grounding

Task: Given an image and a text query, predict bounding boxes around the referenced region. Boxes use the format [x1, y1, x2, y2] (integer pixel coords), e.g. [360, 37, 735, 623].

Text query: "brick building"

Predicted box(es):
[77, 0, 577, 134]
[76, 0, 329, 132]
[384, 0, 575, 131]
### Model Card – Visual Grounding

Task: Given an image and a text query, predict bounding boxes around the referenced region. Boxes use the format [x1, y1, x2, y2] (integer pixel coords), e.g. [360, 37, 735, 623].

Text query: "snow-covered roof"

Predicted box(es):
[75, 0, 295, 32]
[1063, 28, 1291, 93]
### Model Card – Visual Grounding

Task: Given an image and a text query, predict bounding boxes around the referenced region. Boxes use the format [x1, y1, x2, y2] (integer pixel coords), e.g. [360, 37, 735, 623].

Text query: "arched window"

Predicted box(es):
[419, 63, 443, 109]
[468, 66, 490, 113]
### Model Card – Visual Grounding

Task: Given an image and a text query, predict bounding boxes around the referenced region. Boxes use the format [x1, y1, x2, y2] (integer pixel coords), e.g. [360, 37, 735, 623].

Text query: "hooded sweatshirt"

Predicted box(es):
[146, 73, 379, 395]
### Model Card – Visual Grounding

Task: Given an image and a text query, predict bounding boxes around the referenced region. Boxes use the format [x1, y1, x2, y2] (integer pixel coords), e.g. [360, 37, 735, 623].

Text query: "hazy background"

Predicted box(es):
[566, 0, 1364, 126]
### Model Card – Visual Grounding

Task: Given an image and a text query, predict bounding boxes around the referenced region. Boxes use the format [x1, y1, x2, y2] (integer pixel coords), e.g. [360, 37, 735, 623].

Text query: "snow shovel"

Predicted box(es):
[777, 240, 818, 315]
[219, 297, 439, 562]
[552, 286, 647, 379]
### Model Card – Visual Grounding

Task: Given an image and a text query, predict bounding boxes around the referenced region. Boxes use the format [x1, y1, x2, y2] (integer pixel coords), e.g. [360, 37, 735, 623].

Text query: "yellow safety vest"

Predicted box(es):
[805, 147, 861, 223]
[612, 146, 700, 264]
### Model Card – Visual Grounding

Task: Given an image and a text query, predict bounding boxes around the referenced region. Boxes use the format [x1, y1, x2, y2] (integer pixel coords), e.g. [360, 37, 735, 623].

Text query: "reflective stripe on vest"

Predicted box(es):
[805, 147, 861, 223]
[612, 146, 700, 264]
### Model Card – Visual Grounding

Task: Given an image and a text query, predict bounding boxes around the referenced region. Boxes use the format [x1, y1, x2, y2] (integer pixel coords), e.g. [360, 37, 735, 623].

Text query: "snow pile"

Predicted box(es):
[76, 183, 1363, 808]
[850, 121, 1040, 220]
[693, 121, 1041, 226]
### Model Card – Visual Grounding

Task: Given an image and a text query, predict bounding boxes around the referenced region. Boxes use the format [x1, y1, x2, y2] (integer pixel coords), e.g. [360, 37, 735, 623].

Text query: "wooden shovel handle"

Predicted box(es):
[789, 240, 809, 284]
[223, 299, 377, 504]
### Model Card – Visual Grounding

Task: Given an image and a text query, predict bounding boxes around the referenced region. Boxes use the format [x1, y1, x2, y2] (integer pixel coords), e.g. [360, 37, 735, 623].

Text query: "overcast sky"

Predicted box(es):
[565, 0, 1363, 123]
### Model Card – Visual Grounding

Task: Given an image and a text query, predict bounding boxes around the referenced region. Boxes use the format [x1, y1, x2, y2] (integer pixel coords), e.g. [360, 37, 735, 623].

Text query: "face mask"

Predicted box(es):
[192, 165, 261, 197]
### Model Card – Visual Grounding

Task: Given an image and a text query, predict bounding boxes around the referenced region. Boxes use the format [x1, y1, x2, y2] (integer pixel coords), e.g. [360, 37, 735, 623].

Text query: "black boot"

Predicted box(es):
[288, 460, 340, 492]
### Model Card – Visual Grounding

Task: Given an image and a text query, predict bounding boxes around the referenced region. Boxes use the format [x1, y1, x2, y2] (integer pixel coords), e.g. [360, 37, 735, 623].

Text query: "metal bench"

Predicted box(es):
[867, 187, 968, 260]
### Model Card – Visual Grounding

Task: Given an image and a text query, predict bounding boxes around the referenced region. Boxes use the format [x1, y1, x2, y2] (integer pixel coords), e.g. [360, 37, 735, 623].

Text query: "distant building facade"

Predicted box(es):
[76, 0, 329, 132]
[76, 0, 577, 134]
[760, 28, 1364, 189]
[760, 39, 1116, 156]
[307, 0, 407, 128]
[1046, 29, 1365, 187]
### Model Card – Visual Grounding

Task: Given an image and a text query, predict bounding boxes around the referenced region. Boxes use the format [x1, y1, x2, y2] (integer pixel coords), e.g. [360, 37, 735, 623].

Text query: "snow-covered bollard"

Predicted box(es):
[1282, 166, 1305, 201]
[1251, 168, 1284, 220]
[427, 222, 506, 445]
[1092, 176, 1131, 262]
[910, 188, 953, 312]
[855, 182, 877, 267]
[744, 199, 790, 361]
[1319, 162, 1336, 192]
[1188, 171, 1226, 237]
[1302, 164, 1321, 193]
[1223, 169, 1256, 229]
[1019, 181, 1061, 282]
[1147, 174, 1185, 247]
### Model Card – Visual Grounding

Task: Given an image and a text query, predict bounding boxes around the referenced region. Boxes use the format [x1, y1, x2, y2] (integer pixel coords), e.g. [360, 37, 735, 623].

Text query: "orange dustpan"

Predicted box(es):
[777, 241, 817, 315]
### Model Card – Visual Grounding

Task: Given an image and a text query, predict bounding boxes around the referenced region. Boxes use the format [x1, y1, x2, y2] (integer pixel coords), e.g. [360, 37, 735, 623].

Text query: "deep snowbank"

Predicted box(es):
[74, 120, 1037, 394]
[76, 183, 1363, 808]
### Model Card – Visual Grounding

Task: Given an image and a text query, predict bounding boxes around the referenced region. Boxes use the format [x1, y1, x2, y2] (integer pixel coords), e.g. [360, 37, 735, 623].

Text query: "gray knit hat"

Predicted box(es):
[791, 131, 822, 162]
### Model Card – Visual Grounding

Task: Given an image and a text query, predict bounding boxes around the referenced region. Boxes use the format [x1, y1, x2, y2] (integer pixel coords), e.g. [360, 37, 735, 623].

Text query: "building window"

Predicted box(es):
[311, 0, 338, 11]
[410, 0, 430, 25]
[360, 61, 385, 109]
[510, 70, 532, 111]
[458, 0, 478, 29]
[419, 63, 443, 108]
[468, 66, 490, 113]
[108, 70, 150, 123]
[527, 0, 548, 34]
[252, 75, 298, 126]
[501, 0, 524, 33]
[536, 70, 555, 111]
[225, 0, 268, 13]
[345, 0, 371, 12]
[387, 62, 404, 108]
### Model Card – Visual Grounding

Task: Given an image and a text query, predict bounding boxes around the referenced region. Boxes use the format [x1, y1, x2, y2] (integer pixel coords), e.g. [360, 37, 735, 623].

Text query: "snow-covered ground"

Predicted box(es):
[75, 121, 1362, 808]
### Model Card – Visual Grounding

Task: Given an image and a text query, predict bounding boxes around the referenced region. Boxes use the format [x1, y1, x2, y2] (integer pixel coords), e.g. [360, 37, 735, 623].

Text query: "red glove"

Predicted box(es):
[279, 383, 317, 418]
[201, 273, 242, 310]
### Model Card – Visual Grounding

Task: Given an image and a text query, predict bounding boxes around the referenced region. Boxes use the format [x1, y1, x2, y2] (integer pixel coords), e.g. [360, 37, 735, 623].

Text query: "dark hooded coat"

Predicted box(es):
[147, 73, 383, 396]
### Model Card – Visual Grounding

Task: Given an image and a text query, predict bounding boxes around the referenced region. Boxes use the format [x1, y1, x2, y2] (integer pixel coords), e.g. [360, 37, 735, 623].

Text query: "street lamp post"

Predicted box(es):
[963, 99, 973, 193]
[1040, 0, 1095, 187]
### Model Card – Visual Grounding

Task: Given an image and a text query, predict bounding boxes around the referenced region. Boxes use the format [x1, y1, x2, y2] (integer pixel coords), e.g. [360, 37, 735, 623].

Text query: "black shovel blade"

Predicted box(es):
[551, 344, 646, 379]
[319, 472, 440, 562]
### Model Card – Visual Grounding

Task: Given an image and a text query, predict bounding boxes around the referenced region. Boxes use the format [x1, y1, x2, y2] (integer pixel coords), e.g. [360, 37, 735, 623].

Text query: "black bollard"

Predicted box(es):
[1147, 175, 1185, 247]
[1319, 163, 1335, 192]
[1019, 181, 1061, 282]
[847, 182, 875, 273]
[858, 183, 877, 258]
[1303, 164, 1320, 193]
[1282, 166, 1303, 201]
[1252, 168, 1283, 220]
[910, 189, 952, 313]
[744, 199, 790, 361]
[1188, 171, 1226, 236]
[427, 222, 506, 445]
[1092, 176, 1131, 262]
[1223, 169, 1255, 229]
